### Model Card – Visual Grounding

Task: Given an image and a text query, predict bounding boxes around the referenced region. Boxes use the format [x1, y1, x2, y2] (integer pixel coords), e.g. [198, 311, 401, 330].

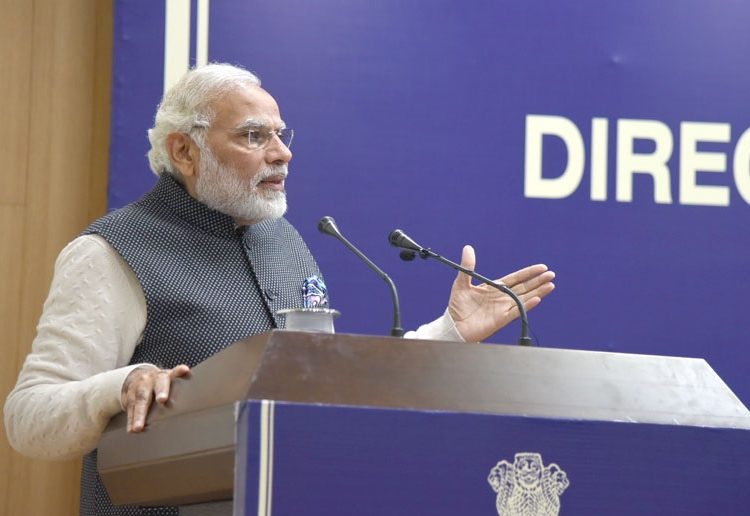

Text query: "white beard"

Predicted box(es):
[194, 144, 288, 223]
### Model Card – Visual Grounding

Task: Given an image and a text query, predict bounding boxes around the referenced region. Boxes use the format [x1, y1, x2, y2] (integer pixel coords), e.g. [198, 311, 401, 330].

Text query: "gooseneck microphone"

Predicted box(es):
[389, 229, 533, 346]
[318, 216, 405, 337]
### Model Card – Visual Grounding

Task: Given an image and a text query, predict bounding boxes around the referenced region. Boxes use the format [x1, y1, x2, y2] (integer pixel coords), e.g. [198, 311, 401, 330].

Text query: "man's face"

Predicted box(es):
[193, 84, 293, 224]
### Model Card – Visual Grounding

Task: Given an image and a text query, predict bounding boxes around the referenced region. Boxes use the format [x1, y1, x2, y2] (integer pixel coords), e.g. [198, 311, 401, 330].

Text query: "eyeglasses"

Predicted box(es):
[192, 122, 294, 150]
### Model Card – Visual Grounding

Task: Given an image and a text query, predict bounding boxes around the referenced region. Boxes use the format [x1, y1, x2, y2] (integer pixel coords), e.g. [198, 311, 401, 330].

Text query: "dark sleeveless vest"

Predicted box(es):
[79, 174, 321, 515]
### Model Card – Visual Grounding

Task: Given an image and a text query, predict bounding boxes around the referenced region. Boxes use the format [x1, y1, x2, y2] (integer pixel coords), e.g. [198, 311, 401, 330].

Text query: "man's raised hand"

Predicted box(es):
[448, 245, 555, 343]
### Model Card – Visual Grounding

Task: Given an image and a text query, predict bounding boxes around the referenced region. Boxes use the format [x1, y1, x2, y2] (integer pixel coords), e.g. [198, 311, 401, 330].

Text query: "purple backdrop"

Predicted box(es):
[110, 1, 750, 403]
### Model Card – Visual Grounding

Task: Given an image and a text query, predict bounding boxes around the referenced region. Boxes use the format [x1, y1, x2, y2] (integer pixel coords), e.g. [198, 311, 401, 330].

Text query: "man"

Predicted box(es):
[4, 64, 555, 514]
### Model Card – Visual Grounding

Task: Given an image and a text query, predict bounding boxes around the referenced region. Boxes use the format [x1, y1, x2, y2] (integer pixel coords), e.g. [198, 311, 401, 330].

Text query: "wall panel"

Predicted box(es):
[0, 206, 24, 516]
[0, 1, 112, 514]
[0, 1, 32, 205]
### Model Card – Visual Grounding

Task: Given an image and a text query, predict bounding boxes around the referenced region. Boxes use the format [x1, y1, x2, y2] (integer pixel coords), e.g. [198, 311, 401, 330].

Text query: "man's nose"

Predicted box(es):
[265, 133, 293, 164]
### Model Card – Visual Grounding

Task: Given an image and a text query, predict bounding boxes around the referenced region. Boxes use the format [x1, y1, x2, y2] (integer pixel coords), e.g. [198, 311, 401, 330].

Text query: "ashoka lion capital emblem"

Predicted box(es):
[487, 452, 569, 516]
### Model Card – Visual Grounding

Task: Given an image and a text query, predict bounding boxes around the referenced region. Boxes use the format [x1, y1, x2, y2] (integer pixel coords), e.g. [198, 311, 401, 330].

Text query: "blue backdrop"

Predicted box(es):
[110, 1, 750, 403]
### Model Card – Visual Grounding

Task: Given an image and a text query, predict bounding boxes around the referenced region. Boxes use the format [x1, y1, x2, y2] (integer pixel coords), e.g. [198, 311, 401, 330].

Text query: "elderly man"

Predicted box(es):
[4, 63, 555, 515]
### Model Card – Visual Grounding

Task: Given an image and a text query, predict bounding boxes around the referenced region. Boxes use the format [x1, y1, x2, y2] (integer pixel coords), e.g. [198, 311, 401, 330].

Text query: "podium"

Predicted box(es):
[98, 331, 750, 514]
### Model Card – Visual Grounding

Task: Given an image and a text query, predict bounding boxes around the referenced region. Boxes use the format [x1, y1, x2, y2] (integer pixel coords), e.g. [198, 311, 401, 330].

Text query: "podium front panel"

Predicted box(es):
[236, 400, 750, 516]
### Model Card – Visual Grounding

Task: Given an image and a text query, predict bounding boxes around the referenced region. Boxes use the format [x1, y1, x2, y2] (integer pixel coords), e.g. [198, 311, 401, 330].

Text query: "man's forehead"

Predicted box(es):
[211, 85, 283, 125]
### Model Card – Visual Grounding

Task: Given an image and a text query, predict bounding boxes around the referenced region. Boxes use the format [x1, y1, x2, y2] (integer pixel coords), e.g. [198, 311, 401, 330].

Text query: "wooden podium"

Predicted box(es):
[98, 331, 750, 513]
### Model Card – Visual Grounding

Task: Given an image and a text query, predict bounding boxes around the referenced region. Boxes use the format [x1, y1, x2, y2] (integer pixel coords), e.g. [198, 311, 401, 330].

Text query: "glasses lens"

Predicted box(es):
[247, 129, 267, 149]
[246, 127, 294, 149]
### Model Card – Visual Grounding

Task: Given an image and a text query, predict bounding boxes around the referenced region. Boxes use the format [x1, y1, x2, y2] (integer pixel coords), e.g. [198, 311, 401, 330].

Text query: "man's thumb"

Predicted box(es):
[455, 245, 476, 285]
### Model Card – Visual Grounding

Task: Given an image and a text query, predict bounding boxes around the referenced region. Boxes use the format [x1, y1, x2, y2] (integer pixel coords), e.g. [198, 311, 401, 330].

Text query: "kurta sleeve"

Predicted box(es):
[406, 308, 465, 341]
[4, 235, 149, 460]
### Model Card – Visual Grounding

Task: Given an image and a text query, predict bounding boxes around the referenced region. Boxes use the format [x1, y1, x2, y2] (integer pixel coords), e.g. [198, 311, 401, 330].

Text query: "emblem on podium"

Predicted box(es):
[488, 452, 570, 516]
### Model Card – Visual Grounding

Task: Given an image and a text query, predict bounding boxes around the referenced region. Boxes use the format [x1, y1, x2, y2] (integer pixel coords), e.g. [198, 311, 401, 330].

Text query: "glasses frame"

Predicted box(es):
[191, 121, 294, 150]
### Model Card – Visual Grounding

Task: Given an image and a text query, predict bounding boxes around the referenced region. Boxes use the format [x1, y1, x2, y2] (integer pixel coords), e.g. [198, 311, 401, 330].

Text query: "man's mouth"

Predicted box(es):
[258, 175, 286, 192]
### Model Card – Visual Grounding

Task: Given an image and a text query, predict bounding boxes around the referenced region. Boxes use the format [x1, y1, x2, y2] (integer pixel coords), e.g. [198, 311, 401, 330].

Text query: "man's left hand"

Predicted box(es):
[448, 245, 555, 342]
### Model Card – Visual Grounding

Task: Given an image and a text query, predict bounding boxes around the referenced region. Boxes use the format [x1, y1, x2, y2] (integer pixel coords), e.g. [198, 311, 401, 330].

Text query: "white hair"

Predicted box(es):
[146, 63, 261, 176]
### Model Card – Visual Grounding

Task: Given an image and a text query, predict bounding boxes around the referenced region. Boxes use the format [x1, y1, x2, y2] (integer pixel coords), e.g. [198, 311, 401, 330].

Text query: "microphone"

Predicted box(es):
[318, 216, 405, 337]
[388, 229, 533, 346]
[388, 229, 425, 254]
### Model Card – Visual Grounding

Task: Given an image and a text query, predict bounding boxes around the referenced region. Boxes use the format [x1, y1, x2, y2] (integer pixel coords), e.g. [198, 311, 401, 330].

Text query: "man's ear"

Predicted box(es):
[165, 132, 199, 178]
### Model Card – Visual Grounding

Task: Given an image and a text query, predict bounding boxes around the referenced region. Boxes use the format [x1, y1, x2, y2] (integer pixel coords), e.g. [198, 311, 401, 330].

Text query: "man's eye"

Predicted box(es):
[248, 130, 264, 143]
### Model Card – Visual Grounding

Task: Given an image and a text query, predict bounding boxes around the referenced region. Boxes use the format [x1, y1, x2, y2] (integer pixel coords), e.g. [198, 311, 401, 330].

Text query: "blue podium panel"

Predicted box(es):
[235, 400, 750, 515]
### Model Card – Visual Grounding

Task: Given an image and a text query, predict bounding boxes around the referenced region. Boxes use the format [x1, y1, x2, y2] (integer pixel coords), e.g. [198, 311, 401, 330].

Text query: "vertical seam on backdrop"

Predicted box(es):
[196, 0, 210, 67]
[163, 0, 191, 94]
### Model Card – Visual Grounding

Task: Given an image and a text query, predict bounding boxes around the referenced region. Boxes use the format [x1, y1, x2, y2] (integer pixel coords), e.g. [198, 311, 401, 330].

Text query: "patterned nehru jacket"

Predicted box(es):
[79, 173, 322, 515]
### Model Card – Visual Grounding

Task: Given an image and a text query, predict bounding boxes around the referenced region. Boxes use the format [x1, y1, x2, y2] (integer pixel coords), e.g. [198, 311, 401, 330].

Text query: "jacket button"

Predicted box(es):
[264, 288, 277, 301]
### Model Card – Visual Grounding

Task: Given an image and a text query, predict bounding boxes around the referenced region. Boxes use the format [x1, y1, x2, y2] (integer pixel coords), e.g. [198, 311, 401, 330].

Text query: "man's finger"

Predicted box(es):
[170, 364, 191, 379]
[520, 281, 555, 303]
[154, 365, 190, 404]
[498, 264, 550, 289]
[124, 369, 153, 432]
[508, 270, 556, 296]
[131, 383, 154, 432]
[153, 370, 171, 404]
[454, 245, 476, 288]
[126, 398, 135, 433]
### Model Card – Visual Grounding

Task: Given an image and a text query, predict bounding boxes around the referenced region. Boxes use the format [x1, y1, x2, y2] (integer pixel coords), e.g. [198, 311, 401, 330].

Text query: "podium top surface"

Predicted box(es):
[139, 330, 750, 430]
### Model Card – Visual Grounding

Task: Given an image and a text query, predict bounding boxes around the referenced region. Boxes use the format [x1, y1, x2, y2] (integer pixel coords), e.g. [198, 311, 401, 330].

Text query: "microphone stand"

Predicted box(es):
[319, 217, 405, 337]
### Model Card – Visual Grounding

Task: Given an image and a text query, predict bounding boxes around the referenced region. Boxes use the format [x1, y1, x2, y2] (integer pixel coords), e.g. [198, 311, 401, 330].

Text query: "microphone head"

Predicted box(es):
[388, 229, 404, 247]
[318, 216, 340, 237]
[388, 229, 423, 252]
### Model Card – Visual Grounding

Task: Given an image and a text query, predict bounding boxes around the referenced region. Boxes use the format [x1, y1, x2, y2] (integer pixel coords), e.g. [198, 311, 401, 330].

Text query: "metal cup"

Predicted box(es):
[276, 307, 341, 333]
